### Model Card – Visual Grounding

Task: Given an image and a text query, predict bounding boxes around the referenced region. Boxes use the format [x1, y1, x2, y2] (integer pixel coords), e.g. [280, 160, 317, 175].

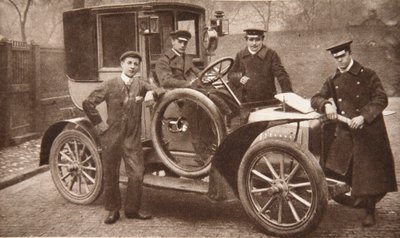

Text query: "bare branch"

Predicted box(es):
[22, 0, 32, 24]
[228, 6, 241, 24]
[7, 0, 22, 20]
[46, 18, 63, 44]
[265, 1, 272, 32]
[250, 1, 272, 31]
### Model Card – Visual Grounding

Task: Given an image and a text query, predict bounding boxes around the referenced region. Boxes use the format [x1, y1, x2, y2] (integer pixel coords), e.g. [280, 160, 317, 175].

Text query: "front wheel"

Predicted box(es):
[238, 139, 328, 237]
[49, 130, 103, 204]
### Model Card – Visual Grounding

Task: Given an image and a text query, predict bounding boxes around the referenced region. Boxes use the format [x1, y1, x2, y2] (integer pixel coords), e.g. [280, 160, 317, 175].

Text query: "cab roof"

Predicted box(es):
[66, 1, 205, 13]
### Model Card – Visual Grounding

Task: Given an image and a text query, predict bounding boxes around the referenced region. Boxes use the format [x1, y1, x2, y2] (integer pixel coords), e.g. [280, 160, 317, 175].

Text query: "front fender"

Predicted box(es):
[208, 119, 297, 200]
[39, 117, 100, 166]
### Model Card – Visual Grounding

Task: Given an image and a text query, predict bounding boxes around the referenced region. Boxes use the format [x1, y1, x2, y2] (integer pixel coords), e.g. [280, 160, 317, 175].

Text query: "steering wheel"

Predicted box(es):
[197, 57, 234, 84]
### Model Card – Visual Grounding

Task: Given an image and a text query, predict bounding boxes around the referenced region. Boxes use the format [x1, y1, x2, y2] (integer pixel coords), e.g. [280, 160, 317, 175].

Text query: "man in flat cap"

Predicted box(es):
[227, 28, 293, 103]
[83, 51, 165, 224]
[311, 40, 397, 227]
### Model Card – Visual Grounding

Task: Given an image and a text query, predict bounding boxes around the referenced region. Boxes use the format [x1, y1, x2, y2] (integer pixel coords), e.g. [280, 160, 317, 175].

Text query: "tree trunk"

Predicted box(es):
[21, 20, 26, 42]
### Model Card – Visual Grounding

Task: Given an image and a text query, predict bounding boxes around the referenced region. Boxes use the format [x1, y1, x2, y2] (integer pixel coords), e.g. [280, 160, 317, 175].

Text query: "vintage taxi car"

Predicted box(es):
[38, 2, 363, 237]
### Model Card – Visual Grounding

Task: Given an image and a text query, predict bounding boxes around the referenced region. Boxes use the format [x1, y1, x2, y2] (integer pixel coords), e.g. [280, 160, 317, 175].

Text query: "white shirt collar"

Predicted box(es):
[338, 58, 354, 73]
[120, 73, 133, 85]
[248, 47, 261, 55]
[172, 48, 182, 57]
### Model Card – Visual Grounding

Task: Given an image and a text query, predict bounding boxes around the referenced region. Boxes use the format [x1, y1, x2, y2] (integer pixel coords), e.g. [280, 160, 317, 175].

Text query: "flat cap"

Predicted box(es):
[170, 30, 191, 41]
[119, 51, 142, 61]
[244, 28, 266, 37]
[326, 40, 353, 57]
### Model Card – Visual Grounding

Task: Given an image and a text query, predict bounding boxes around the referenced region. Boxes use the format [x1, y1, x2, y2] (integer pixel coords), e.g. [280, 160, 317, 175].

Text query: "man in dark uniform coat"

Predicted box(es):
[227, 29, 293, 102]
[83, 51, 164, 224]
[155, 30, 239, 165]
[311, 40, 397, 227]
[155, 30, 200, 88]
[155, 30, 239, 118]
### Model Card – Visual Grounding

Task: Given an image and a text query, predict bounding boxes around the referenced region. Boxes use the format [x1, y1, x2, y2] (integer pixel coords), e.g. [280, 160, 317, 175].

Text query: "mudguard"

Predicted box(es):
[39, 117, 100, 166]
[208, 119, 303, 201]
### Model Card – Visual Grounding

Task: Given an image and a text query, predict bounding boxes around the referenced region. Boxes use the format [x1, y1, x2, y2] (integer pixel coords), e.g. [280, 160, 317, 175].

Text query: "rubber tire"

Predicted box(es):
[49, 129, 103, 205]
[151, 88, 226, 178]
[238, 139, 329, 237]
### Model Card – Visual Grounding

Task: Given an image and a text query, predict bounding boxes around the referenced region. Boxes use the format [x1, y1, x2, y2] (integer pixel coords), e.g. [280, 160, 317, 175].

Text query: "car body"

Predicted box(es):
[39, 2, 352, 237]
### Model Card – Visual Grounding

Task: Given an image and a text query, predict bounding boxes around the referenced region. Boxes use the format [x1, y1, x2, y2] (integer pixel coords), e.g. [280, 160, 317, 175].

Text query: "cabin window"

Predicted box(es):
[177, 11, 199, 56]
[148, 11, 174, 61]
[148, 11, 200, 63]
[98, 13, 137, 68]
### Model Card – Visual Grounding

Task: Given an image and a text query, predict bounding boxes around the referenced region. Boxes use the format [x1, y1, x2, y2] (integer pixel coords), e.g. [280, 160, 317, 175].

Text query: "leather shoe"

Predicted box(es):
[125, 211, 152, 220]
[362, 213, 375, 227]
[329, 183, 351, 199]
[362, 208, 376, 227]
[104, 211, 120, 224]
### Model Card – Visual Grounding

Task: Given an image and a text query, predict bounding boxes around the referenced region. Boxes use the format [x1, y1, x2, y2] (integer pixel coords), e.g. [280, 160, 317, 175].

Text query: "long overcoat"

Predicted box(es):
[227, 45, 292, 102]
[311, 61, 397, 197]
[82, 76, 163, 212]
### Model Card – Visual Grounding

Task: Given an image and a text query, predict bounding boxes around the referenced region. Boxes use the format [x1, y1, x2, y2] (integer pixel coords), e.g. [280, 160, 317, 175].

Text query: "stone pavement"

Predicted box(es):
[0, 138, 47, 190]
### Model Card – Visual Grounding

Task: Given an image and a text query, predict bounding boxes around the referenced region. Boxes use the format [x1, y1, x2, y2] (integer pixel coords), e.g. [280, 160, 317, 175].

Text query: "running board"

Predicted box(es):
[120, 174, 209, 194]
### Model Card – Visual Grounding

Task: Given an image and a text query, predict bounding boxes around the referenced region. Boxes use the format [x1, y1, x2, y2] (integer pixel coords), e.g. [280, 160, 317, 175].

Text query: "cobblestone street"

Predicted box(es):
[0, 171, 399, 237]
[0, 138, 46, 190]
[0, 139, 42, 178]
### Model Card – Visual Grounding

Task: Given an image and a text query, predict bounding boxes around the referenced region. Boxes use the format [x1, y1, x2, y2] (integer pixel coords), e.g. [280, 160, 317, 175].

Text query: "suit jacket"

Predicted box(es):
[311, 61, 397, 196]
[227, 45, 292, 102]
[82, 76, 163, 143]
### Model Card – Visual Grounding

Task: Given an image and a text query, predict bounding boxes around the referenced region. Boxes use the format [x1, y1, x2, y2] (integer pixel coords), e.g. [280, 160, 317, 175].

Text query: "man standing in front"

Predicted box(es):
[311, 40, 397, 227]
[83, 51, 164, 224]
[227, 29, 293, 103]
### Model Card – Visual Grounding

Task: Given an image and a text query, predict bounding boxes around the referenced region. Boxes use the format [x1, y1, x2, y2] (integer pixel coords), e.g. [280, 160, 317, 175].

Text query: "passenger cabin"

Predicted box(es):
[63, 2, 219, 139]
[63, 2, 208, 83]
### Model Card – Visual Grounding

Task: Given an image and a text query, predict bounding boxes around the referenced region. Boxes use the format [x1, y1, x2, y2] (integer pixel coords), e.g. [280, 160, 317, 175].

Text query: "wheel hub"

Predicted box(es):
[166, 117, 189, 133]
[67, 162, 82, 174]
[272, 179, 289, 197]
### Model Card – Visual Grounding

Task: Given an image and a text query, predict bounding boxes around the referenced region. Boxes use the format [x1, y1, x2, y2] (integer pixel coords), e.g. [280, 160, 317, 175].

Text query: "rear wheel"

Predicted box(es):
[49, 130, 103, 204]
[238, 139, 328, 237]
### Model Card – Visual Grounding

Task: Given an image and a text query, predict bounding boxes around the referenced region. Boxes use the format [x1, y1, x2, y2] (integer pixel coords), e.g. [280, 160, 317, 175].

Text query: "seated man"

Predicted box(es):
[155, 30, 239, 124]
[155, 30, 239, 166]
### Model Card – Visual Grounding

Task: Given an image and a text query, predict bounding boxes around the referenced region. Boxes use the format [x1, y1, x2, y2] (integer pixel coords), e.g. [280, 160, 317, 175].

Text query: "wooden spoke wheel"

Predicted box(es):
[49, 130, 103, 204]
[238, 139, 328, 237]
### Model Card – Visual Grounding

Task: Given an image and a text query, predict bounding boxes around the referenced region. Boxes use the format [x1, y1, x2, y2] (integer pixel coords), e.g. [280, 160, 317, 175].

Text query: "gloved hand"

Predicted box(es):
[240, 75, 250, 85]
[153, 88, 167, 101]
[350, 115, 364, 129]
[189, 78, 201, 89]
[324, 103, 337, 120]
